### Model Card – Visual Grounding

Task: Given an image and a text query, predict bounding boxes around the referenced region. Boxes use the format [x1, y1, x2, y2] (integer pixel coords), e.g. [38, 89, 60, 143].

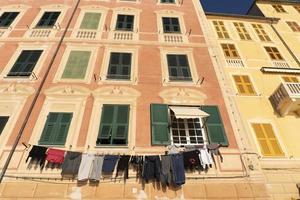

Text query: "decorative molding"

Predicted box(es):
[0, 84, 34, 96]
[44, 85, 91, 97]
[159, 88, 207, 104]
[93, 86, 140, 99]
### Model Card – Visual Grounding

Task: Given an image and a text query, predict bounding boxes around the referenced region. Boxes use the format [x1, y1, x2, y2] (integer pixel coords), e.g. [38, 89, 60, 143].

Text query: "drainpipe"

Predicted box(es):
[0, 0, 81, 183]
[269, 20, 300, 67]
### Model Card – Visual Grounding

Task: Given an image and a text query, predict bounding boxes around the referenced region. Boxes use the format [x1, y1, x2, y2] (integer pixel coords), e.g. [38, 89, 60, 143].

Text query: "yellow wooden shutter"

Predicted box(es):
[252, 123, 284, 157]
[282, 76, 299, 83]
[221, 44, 240, 58]
[233, 75, 255, 95]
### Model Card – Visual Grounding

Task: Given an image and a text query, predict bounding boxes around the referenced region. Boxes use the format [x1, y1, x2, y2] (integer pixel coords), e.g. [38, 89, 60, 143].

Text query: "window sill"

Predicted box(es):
[99, 78, 137, 85]
[163, 79, 201, 87]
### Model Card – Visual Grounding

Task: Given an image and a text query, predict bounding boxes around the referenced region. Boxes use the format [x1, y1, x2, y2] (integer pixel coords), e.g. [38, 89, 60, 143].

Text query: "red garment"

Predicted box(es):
[46, 148, 65, 164]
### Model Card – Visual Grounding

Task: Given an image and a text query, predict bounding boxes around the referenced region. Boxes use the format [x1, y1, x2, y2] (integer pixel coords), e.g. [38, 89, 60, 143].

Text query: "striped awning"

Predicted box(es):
[169, 106, 210, 119]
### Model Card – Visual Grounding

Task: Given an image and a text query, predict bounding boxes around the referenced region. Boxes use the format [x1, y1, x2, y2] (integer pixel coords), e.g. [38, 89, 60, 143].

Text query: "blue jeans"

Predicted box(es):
[171, 153, 185, 187]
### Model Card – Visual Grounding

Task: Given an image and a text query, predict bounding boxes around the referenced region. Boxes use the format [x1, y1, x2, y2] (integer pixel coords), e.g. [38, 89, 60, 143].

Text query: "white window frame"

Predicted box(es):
[71, 6, 108, 39]
[53, 45, 97, 84]
[99, 46, 138, 85]
[168, 107, 207, 146]
[160, 48, 200, 86]
[0, 43, 50, 81]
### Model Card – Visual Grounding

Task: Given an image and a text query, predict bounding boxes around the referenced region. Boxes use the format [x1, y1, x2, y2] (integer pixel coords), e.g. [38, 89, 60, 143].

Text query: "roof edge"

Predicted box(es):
[205, 12, 280, 22]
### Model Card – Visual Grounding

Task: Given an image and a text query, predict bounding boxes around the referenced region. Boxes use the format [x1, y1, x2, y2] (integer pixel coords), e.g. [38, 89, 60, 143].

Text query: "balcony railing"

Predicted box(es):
[28, 29, 52, 38]
[109, 30, 137, 41]
[269, 82, 300, 116]
[273, 61, 290, 68]
[226, 59, 244, 67]
[75, 29, 97, 39]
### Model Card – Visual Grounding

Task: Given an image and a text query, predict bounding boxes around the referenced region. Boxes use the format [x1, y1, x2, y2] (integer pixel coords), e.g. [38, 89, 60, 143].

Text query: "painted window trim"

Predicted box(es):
[71, 6, 108, 39]
[110, 7, 140, 32]
[29, 95, 88, 149]
[53, 45, 97, 84]
[160, 48, 199, 86]
[99, 46, 138, 85]
[0, 44, 50, 81]
[248, 120, 287, 159]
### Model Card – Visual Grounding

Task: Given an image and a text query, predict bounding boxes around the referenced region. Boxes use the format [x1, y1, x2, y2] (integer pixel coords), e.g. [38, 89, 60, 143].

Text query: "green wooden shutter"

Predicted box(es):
[80, 12, 101, 30]
[150, 104, 170, 145]
[61, 51, 91, 79]
[0, 116, 9, 135]
[112, 105, 129, 144]
[39, 112, 72, 146]
[97, 105, 115, 144]
[202, 106, 228, 146]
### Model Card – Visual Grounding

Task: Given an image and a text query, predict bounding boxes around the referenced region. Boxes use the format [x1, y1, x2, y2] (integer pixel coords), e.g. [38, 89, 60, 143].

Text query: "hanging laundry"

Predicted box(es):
[78, 153, 95, 181]
[160, 155, 172, 187]
[167, 145, 180, 154]
[90, 155, 104, 181]
[207, 143, 223, 162]
[102, 155, 119, 173]
[170, 153, 185, 187]
[130, 156, 143, 179]
[45, 148, 65, 167]
[115, 155, 131, 180]
[182, 150, 201, 171]
[142, 155, 160, 183]
[61, 151, 82, 177]
[26, 145, 48, 169]
[199, 149, 213, 169]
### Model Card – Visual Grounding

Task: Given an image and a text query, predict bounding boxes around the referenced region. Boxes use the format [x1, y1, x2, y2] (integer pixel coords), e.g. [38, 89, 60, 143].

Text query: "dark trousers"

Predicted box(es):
[171, 153, 185, 187]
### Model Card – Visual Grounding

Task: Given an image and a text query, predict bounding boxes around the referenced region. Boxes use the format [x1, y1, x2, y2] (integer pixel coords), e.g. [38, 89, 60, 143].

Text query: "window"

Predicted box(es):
[282, 76, 298, 83]
[161, 0, 175, 3]
[150, 104, 228, 146]
[97, 104, 129, 145]
[212, 21, 230, 39]
[61, 51, 91, 79]
[36, 11, 60, 28]
[272, 4, 286, 13]
[251, 123, 284, 157]
[233, 22, 251, 40]
[0, 12, 19, 28]
[79, 12, 101, 30]
[7, 50, 43, 77]
[251, 24, 271, 42]
[221, 43, 240, 58]
[167, 54, 192, 81]
[107, 52, 132, 80]
[162, 17, 181, 33]
[115, 14, 134, 31]
[294, 5, 300, 13]
[0, 116, 9, 135]
[233, 75, 256, 95]
[264, 46, 284, 60]
[39, 112, 73, 146]
[286, 21, 300, 32]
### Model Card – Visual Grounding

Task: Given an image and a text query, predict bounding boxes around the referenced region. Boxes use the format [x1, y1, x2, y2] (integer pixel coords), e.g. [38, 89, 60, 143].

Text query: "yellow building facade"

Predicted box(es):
[196, 0, 300, 198]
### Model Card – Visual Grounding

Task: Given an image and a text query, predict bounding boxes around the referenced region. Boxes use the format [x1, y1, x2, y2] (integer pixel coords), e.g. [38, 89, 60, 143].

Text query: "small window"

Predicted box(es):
[251, 24, 271, 42]
[162, 17, 181, 33]
[115, 14, 134, 31]
[294, 5, 300, 13]
[282, 76, 298, 83]
[167, 54, 192, 81]
[161, 0, 175, 3]
[39, 112, 73, 146]
[221, 43, 240, 59]
[97, 104, 129, 146]
[272, 4, 286, 13]
[251, 123, 284, 157]
[212, 21, 230, 39]
[61, 51, 91, 79]
[107, 52, 132, 80]
[0, 12, 19, 28]
[233, 75, 256, 95]
[264, 46, 284, 60]
[7, 50, 43, 77]
[80, 12, 101, 30]
[0, 116, 9, 135]
[286, 21, 300, 32]
[36, 11, 60, 28]
[233, 22, 251, 40]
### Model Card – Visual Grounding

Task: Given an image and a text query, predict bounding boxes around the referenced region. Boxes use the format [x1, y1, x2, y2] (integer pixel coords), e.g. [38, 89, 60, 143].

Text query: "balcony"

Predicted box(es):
[272, 61, 290, 68]
[28, 28, 52, 38]
[75, 29, 97, 39]
[109, 30, 138, 41]
[269, 82, 300, 116]
[226, 59, 244, 67]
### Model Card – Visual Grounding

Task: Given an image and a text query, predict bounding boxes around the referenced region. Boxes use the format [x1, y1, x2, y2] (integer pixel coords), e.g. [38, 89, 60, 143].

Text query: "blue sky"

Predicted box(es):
[200, 0, 255, 15]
